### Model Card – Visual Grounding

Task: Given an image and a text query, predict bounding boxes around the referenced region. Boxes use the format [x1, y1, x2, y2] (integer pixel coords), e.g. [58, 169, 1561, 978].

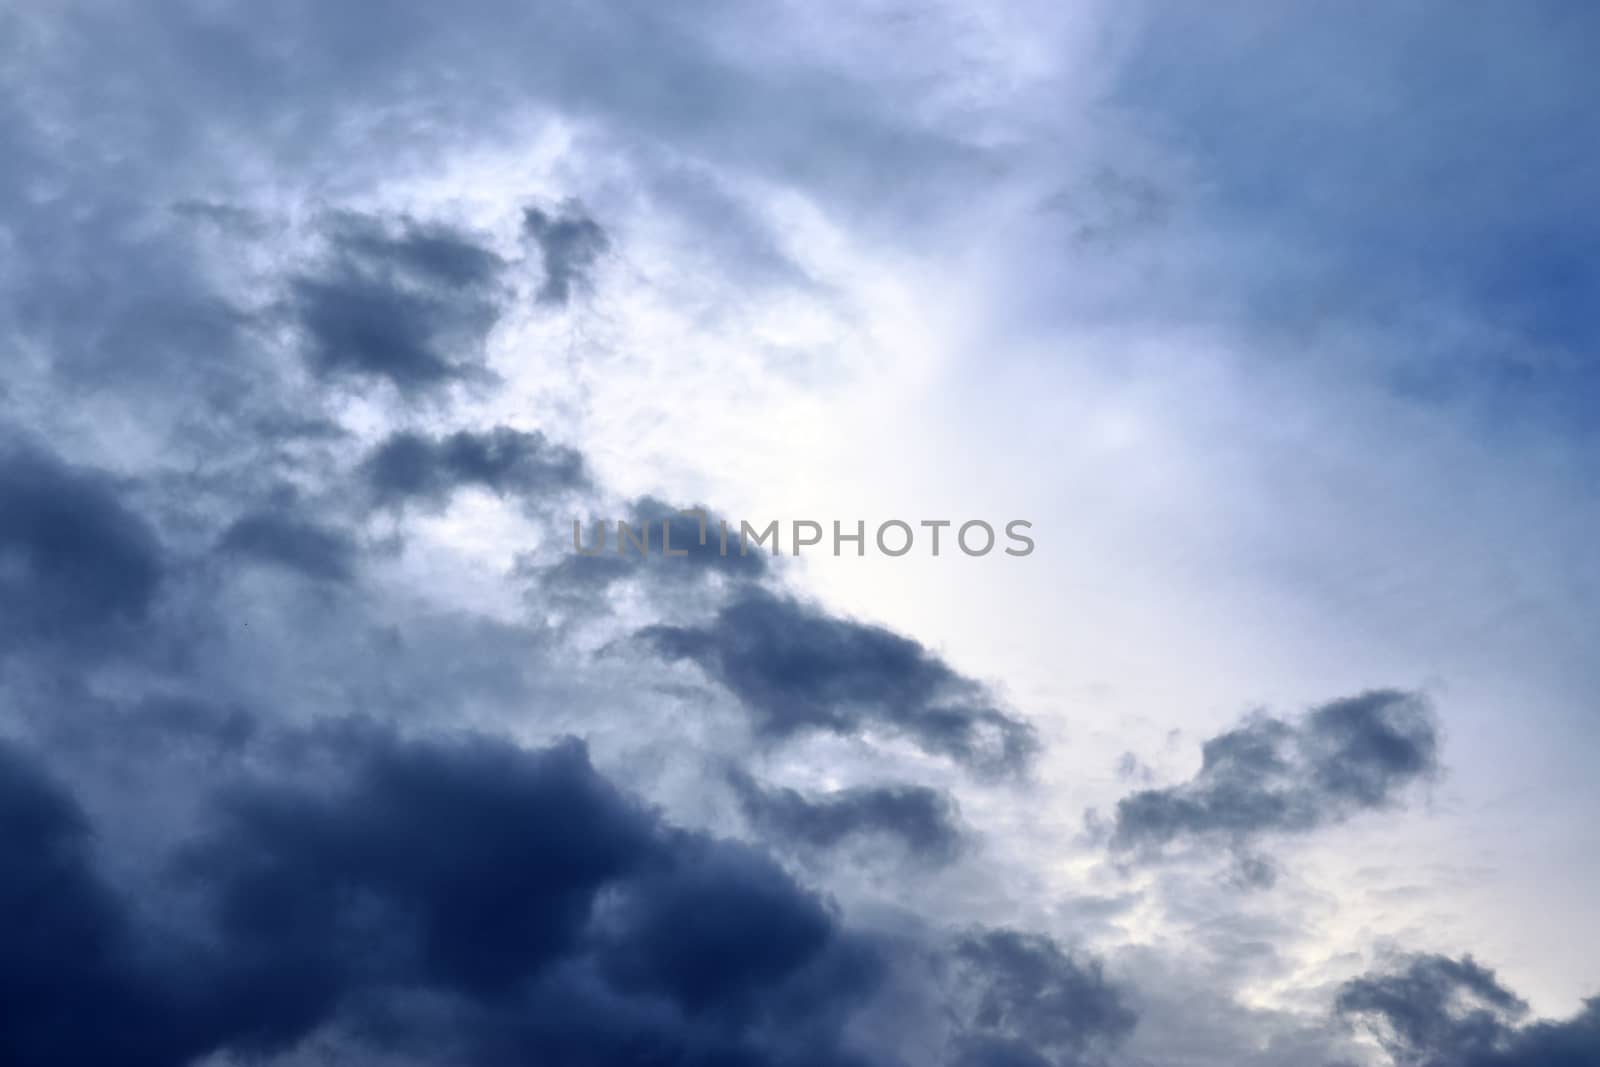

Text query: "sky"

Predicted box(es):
[1, 3, 1597, 1066]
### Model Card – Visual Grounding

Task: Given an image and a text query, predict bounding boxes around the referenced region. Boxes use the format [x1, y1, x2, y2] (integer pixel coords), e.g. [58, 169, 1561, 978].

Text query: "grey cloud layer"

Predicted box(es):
[2, 2, 1585, 1065]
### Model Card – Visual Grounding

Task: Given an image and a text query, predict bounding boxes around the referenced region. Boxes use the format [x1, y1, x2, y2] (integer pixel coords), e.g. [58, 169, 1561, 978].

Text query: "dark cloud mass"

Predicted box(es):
[1337, 953, 1600, 1067]
[0, 740, 192, 1067]
[730, 768, 965, 862]
[290, 216, 507, 390]
[0, 442, 165, 647]
[524, 203, 610, 305]
[365, 425, 589, 510]
[187, 736, 659, 998]
[945, 931, 1138, 1067]
[641, 589, 1037, 773]
[0, 730, 1133, 1067]
[1107, 689, 1438, 857]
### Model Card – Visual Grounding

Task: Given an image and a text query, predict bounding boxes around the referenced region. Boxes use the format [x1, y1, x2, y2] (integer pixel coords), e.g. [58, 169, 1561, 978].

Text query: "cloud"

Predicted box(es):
[325, 213, 505, 291]
[0, 174, 1097, 1062]
[524, 203, 610, 306]
[589, 833, 864, 1020]
[1106, 689, 1438, 858]
[944, 930, 1138, 1067]
[185, 735, 658, 998]
[219, 511, 358, 583]
[0, 739, 207, 1067]
[641, 588, 1037, 773]
[1337, 953, 1600, 1067]
[5, 5, 1591, 1064]
[0, 442, 165, 649]
[729, 768, 964, 863]
[364, 426, 590, 510]
[289, 215, 506, 391]
[0, 727, 1132, 1067]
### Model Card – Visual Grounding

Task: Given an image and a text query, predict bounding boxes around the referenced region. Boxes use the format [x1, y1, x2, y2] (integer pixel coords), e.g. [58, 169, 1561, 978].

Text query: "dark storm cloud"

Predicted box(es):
[185, 736, 658, 999]
[641, 589, 1036, 773]
[219, 511, 357, 583]
[0, 740, 177, 1067]
[290, 215, 506, 390]
[730, 769, 964, 862]
[0, 738, 279, 1067]
[1336, 953, 1600, 1067]
[523, 203, 609, 306]
[590, 835, 871, 1020]
[0, 442, 165, 648]
[1106, 689, 1438, 857]
[944, 931, 1138, 1067]
[0, 729, 1130, 1067]
[364, 426, 589, 510]
[4, 730, 849, 1066]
